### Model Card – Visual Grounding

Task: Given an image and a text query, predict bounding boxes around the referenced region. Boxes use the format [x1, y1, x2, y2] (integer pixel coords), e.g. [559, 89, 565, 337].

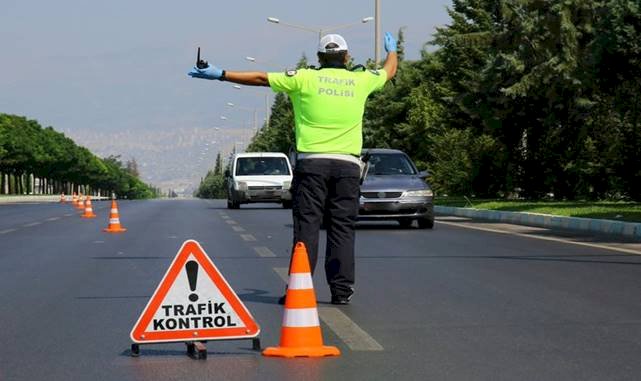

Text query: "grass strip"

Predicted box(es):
[435, 198, 641, 223]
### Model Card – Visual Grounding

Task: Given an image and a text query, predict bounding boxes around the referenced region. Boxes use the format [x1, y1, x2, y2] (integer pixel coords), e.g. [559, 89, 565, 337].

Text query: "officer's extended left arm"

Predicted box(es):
[188, 63, 269, 86]
[224, 71, 269, 86]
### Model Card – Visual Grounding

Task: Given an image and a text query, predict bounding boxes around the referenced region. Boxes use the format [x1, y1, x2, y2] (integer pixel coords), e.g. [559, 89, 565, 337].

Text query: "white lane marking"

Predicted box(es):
[438, 220, 641, 256]
[0, 229, 17, 234]
[23, 222, 41, 227]
[437, 221, 641, 255]
[318, 307, 384, 351]
[46, 217, 61, 221]
[93, 241, 105, 244]
[272, 267, 384, 351]
[274, 267, 289, 281]
[220, 215, 230, 220]
[232, 226, 246, 232]
[64, 213, 73, 217]
[240, 234, 256, 242]
[226, 220, 237, 225]
[167, 235, 178, 239]
[253, 246, 276, 257]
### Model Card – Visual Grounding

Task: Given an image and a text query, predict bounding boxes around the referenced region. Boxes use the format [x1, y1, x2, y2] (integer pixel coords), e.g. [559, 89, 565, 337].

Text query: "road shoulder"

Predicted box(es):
[437, 216, 641, 255]
[435, 205, 641, 242]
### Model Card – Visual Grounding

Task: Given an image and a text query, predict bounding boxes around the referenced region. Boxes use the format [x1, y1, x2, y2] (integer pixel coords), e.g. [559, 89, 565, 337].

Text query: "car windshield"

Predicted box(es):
[367, 153, 416, 175]
[235, 157, 290, 176]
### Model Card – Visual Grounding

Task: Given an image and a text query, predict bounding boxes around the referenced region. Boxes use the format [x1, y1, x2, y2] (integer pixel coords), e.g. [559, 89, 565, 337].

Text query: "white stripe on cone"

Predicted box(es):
[109, 218, 120, 224]
[287, 273, 314, 290]
[111, 209, 118, 213]
[282, 307, 320, 327]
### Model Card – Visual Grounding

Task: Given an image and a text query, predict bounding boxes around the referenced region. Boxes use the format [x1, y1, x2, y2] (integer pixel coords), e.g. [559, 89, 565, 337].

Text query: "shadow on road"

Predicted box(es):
[237, 288, 281, 305]
[119, 348, 253, 357]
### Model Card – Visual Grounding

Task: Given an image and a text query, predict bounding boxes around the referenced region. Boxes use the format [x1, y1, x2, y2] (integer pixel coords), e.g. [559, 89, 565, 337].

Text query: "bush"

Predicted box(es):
[196, 172, 226, 199]
[430, 129, 499, 196]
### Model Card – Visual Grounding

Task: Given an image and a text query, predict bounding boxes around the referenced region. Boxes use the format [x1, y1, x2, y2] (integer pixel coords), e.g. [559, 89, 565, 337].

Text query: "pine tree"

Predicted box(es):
[213, 152, 223, 175]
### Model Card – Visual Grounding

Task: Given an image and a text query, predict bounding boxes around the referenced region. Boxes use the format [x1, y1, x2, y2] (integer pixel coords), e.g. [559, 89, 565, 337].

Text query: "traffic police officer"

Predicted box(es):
[189, 32, 398, 304]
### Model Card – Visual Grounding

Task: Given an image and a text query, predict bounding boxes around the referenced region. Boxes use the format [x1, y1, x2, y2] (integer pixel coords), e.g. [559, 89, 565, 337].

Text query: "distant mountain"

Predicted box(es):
[67, 127, 255, 196]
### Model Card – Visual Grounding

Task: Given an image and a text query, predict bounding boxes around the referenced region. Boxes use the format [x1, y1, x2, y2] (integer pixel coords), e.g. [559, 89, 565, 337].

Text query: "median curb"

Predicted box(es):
[435, 206, 641, 241]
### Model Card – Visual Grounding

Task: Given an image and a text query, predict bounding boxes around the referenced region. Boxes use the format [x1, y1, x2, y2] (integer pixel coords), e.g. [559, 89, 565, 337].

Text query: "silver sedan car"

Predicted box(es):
[358, 149, 434, 229]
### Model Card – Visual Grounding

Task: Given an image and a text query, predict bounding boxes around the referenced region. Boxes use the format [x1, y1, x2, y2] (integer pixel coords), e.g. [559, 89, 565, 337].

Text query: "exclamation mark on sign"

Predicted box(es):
[185, 260, 199, 302]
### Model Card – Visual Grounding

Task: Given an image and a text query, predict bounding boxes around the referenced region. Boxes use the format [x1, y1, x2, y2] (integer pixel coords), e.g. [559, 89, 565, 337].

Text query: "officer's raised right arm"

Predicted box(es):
[383, 32, 398, 80]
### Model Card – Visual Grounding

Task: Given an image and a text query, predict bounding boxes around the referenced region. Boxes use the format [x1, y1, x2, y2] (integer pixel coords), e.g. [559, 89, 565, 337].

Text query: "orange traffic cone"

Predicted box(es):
[71, 192, 78, 206]
[263, 242, 340, 358]
[76, 194, 85, 210]
[59, 193, 66, 203]
[103, 199, 127, 233]
[81, 195, 97, 218]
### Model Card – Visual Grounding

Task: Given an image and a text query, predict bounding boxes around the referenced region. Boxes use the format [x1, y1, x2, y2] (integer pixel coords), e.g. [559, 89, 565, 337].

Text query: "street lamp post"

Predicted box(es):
[219, 115, 248, 129]
[267, 16, 373, 42]
[232, 85, 271, 129]
[245, 56, 283, 71]
[226, 102, 258, 133]
[375, 0, 381, 64]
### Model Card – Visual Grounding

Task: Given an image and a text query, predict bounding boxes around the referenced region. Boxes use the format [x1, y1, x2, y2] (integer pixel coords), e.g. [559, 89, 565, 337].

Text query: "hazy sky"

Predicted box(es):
[0, 0, 452, 134]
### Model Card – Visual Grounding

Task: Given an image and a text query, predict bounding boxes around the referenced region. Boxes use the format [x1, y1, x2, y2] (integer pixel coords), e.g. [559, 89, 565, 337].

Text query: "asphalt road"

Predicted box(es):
[2, 199, 641, 381]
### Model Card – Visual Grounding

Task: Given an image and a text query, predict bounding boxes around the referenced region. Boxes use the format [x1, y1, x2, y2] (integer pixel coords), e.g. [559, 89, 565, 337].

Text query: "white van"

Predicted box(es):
[225, 152, 293, 209]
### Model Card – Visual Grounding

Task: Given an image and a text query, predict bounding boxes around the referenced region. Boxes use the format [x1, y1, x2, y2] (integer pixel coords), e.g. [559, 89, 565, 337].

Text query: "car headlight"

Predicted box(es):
[402, 189, 433, 197]
[235, 181, 248, 191]
[283, 181, 292, 190]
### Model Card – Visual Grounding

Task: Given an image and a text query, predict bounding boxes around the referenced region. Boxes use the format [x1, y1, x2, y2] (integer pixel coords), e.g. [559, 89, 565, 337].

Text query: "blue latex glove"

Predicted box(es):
[384, 32, 397, 53]
[188, 64, 224, 80]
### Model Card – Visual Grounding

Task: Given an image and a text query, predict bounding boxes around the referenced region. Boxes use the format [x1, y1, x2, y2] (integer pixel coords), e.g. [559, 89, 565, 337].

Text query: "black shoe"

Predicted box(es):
[330, 296, 350, 305]
[330, 293, 353, 305]
[278, 295, 286, 305]
[330, 287, 354, 305]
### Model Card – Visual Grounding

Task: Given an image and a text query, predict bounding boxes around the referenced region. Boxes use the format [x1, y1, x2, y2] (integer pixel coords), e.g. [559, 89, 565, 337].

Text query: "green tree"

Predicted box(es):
[213, 152, 223, 175]
[0, 113, 158, 198]
[195, 151, 228, 199]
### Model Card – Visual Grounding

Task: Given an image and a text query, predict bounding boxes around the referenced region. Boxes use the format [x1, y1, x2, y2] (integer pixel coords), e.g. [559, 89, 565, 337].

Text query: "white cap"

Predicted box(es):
[318, 34, 348, 53]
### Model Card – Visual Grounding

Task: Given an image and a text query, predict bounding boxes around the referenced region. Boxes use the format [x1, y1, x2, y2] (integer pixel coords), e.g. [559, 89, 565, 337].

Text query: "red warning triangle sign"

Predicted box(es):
[130, 240, 260, 343]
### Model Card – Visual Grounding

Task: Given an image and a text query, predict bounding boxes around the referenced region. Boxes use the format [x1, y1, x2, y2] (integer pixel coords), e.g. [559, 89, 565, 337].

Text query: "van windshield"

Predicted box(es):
[235, 157, 290, 176]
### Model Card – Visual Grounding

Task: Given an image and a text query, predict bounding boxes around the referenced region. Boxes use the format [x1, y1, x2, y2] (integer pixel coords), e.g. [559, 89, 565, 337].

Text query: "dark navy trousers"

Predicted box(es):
[291, 158, 360, 297]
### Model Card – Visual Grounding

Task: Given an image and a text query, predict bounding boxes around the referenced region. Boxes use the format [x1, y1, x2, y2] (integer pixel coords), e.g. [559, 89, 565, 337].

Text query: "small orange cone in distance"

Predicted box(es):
[76, 194, 85, 210]
[103, 199, 127, 233]
[71, 192, 78, 206]
[81, 195, 97, 218]
[59, 193, 66, 203]
[263, 242, 340, 358]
